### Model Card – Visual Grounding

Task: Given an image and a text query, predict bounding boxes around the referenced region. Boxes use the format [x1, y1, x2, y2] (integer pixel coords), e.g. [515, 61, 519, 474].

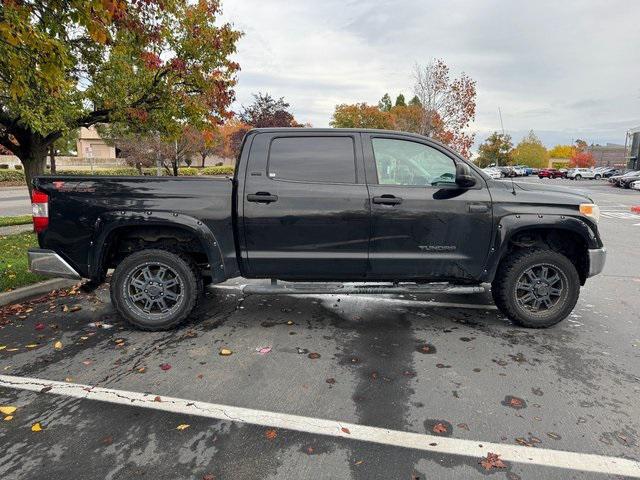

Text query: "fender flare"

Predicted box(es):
[482, 214, 601, 283]
[87, 211, 226, 283]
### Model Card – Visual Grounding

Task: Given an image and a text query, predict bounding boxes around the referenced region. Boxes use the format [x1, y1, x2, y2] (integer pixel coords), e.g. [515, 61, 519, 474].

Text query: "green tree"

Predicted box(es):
[395, 94, 406, 107]
[330, 103, 394, 129]
[475, 132, 513, 168]
[0, 1, 242, 192]
[408, 95, 422, 106]
[378, 93, 392, 112]
[511, 131, 549, 168]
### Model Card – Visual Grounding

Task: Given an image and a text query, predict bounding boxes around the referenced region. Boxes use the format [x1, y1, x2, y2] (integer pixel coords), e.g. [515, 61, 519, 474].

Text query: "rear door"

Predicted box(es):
[240, 132, 370, 279]
[363, 133, 493, 282]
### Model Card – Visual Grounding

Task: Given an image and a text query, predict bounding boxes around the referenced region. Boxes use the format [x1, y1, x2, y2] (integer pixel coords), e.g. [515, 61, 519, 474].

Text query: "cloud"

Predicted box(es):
[221, 0, 640, 149]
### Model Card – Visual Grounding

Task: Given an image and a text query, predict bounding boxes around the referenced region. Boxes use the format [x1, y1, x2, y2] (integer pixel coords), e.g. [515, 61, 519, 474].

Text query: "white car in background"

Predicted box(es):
[631, 180, 640, 191]
[482, 167, 502, 179]
[566, 168, 600, 180]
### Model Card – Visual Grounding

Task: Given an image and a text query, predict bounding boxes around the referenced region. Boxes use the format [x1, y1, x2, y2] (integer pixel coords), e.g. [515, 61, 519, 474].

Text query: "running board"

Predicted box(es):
[242, 281, 487, 295]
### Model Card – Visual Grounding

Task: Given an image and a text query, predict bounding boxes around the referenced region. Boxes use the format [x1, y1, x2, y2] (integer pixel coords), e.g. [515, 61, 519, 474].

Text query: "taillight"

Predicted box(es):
[31, 189, 49, 233]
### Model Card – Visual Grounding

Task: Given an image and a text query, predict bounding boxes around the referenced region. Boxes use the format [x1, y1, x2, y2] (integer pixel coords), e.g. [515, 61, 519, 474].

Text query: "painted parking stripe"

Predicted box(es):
[1, 375, 639, 477]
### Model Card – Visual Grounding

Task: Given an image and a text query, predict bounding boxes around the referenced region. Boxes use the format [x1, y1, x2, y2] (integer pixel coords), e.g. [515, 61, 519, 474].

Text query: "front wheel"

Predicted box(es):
[110, 249, 202, 331]
[574, 174, 582, 180]
[491, 249, 580, 328]
[594, 174, 601, 180]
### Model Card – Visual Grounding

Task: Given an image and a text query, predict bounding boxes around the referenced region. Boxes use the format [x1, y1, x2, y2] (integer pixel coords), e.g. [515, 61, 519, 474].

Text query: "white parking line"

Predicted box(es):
[1, 374, 639, 477]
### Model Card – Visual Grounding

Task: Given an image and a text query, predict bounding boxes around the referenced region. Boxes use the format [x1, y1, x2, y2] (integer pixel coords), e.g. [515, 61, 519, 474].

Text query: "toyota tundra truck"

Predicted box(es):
[28, 128, 606, 330]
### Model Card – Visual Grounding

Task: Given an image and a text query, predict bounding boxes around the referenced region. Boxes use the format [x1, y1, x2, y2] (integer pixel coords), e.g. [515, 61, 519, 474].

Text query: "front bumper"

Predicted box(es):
[28, 249, 81, 279]
[587, 247, 607, 277]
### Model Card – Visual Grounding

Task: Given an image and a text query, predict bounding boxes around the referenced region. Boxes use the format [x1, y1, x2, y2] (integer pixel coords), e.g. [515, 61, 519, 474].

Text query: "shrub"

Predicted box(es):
[0, 169, 25, 182]
[14, 164, 22, 170]
[178, 167, 199, 176]
[201, 166, 234, 175]
[0, 164, 8, 169]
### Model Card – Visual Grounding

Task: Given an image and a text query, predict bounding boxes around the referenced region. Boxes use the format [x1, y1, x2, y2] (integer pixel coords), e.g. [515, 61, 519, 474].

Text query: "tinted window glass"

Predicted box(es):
[372, 138, 456, 186]
[269, 137, 356, 183]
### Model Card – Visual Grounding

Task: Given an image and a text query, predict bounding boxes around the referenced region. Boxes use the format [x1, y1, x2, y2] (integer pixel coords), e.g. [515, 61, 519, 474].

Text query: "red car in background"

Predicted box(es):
[538, 168, 566, 179]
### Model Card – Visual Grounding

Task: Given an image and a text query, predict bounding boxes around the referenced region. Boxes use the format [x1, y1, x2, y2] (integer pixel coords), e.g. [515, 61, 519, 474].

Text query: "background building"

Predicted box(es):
[587, 143, 627, 168]
[76, 126, 116, 159]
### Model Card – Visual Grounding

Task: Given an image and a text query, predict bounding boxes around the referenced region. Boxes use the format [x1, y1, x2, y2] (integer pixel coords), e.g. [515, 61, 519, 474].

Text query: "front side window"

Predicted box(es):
[268, 136, 356, 183]
[371, 138, 456, 186]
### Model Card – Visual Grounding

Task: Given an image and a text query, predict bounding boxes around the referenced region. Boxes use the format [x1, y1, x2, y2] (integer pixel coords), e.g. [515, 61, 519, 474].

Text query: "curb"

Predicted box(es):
[0, 279, 77, 307]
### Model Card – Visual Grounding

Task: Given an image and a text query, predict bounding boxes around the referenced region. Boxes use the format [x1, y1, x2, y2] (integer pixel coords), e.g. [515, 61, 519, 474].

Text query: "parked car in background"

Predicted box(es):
[617, 172, 640, 189]
[595, 167, 621, 178]
[538, 168, 565, 179]
[512, 165, 527, 176]
[609, 170, 640, 186]
[482, 167, 502, 179]
[497, 166, 517, 177]
[567, 168, 600, 180]
[631, 180, 640, 191]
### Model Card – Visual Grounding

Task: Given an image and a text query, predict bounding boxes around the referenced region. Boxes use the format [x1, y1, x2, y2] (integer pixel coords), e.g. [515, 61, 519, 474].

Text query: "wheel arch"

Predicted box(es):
[484, 215, 600, 285]
[88, 211, 226, 284]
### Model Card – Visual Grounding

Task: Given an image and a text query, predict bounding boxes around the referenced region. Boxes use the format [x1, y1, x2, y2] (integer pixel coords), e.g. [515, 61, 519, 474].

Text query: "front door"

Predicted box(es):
[241, 132, 371, 280]
[363, 134, 493, 282]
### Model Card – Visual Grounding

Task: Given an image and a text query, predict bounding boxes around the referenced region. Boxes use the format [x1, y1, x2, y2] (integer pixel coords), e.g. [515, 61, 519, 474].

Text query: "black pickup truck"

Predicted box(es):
[28, 128, 606, 330]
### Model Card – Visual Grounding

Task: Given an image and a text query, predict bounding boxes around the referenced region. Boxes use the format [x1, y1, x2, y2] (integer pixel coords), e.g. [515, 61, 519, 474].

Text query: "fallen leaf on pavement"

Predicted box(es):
[265, 429, 277, 440]
[176, 424, 190, 431]
[354, 460, 363, 465]
[137, 367, 146, 373]
[154, 396, 162, 402]
[433, 423, 448, 434]
[4, 415, 13, 421]
[0, 346, 6, 350]
[219, 348, 233, 356]
[25, 344, 38, 348]
[326, 378, 336, 384]
[307, 352, 321, 359]
[341, 427, 351, 434]
[62, 305, 69, 313]
[82, 360, 92, 366]
[35, 323, 45, 331]
[31, 422, 42, 432]
[256, 346, 271, 355]
[0, 406, 16, 415]
[53, 340, 63, 351]
[479, 452, 507, 470]
[69, 305, 81, 312]
[40, 386, 52, 393]
[160, 363, 171, 371]
[202, 474, 215, 480]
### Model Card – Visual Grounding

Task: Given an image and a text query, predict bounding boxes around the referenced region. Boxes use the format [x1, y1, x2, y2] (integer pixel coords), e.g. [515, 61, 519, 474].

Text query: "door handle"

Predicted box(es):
[372, 195, 403, 206]
[247, 192, 278, 203]
[468, 203, 489, 213]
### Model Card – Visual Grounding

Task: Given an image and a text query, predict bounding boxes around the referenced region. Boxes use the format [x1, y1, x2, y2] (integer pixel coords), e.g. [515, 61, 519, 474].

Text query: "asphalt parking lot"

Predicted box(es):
[1, 178, 639, 479]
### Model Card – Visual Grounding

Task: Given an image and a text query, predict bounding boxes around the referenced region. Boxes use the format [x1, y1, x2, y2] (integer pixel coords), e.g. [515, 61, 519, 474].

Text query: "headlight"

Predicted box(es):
[579, 203, 600, 223]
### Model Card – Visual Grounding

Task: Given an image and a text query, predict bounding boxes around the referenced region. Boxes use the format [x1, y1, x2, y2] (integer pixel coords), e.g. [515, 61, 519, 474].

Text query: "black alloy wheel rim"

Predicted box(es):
[125, 262, 183, 316]
[515, 263, 564, 312]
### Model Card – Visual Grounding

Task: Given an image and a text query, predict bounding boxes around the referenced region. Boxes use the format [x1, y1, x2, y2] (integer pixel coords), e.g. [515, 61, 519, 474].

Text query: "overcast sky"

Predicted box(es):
[221, 0, 640, 150]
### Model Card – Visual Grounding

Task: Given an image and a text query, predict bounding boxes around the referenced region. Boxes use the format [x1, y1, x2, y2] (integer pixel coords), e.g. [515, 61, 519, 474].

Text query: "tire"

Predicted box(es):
[491, 249, 580, 328]
[110, 249, 202, 331]
[594, 174, 601, 180]
[574, 174, 581, 180]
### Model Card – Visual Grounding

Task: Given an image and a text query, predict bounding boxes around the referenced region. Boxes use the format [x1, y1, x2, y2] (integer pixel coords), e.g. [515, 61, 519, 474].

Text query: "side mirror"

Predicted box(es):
[455, 163, 476, 188]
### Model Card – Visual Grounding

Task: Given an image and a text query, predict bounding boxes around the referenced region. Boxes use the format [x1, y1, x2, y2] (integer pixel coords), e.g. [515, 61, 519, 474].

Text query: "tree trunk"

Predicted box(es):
[21, 146, 48, 196]
[172, 160, 179, 176]
[49, 144, 57, 174]
[201, 153, 206, 168]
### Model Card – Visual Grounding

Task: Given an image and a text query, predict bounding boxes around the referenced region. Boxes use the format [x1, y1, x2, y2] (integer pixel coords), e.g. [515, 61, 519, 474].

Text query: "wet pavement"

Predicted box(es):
[1, 178, 639, 479]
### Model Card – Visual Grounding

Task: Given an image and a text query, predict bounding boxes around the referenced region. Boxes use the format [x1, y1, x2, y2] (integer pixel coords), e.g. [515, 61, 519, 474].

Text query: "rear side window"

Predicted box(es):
[268, 136, 356, 183]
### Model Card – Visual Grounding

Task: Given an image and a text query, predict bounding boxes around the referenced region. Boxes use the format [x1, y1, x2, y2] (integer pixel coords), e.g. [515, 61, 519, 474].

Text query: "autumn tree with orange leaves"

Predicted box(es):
[0, 0, 242, 191]
[413, 60, 477, 158]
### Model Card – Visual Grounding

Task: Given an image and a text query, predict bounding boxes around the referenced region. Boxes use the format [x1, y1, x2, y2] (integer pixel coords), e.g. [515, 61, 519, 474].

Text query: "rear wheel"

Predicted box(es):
[492, 249, 580, 328]
[111, 249, 202, 331]
[574, 174, 582, 180]
[594, 174, 601, 180]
